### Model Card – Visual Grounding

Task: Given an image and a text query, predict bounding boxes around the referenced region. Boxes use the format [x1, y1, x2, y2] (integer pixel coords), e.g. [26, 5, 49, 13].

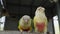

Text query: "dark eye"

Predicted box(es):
[38, 8, 41, 10]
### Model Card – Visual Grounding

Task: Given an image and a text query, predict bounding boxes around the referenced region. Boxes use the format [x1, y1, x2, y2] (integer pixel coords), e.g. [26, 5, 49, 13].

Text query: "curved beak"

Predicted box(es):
[25, 20, 28, 24]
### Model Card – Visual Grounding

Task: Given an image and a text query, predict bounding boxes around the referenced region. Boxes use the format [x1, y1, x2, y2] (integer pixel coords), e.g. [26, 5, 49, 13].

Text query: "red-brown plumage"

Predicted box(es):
[20, 26, 30, 31]
[36, 22, 45, 32]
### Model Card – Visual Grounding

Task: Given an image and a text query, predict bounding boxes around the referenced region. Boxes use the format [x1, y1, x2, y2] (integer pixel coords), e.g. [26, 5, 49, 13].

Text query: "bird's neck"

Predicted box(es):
[35, 12, 46, 17]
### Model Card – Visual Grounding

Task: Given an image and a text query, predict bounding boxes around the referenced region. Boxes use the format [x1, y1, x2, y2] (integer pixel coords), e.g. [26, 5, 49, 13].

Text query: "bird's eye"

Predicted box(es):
[38, 8, 41, 10]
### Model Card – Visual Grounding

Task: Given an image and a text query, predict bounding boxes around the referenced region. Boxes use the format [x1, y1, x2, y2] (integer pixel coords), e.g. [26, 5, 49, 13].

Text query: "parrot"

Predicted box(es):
[33, 7, 48, 33]
[18, 15, 33, 32]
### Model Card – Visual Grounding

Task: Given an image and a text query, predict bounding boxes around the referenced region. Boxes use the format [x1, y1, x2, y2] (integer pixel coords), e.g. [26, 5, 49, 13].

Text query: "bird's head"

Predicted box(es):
[22, 15, 31, 24]
[35, 7, 45, 16]
[36, 7, 45, 13]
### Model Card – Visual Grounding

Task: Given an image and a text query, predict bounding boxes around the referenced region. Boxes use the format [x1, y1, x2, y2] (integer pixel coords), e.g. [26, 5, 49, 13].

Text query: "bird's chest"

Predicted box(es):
[36, 17, 45, 22]
[20, 22, 31, 29]
[20, 26, 31, 31]
[35, 22, 45, 32]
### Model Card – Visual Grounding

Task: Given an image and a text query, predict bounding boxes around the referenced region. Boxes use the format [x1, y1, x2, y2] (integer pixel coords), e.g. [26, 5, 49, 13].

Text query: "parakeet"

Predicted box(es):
[33, 7, 48, 33]
[18, 15, 33, 32]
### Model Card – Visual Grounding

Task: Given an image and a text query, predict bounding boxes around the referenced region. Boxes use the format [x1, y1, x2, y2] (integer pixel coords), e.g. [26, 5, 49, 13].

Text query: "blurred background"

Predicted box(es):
[0, 0, 60, 34]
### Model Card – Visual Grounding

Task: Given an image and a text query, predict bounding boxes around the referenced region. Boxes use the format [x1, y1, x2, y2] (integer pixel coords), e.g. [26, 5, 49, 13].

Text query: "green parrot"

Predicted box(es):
[18, 15, 34, 32]
[33, 7, 48, 33]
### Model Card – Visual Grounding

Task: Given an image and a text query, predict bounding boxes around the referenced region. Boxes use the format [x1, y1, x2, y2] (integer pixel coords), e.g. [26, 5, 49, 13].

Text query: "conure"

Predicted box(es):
[18, 15, 33, 32]
[33, 7, 48, 33]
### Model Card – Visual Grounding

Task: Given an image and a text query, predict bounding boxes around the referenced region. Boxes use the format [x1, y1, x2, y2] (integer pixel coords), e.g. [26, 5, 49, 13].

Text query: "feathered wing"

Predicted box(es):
[44, 17, 48, 33]
[18, 18, 22, 31]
